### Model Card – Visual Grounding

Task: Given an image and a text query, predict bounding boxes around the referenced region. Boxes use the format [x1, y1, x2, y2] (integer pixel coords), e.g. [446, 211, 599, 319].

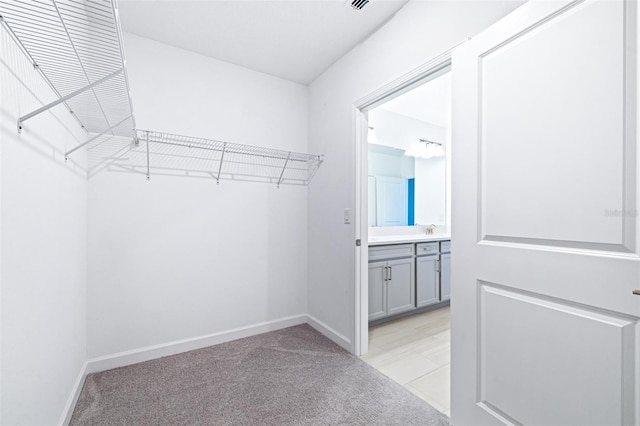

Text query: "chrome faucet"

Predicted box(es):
[426, 224, 436, 235]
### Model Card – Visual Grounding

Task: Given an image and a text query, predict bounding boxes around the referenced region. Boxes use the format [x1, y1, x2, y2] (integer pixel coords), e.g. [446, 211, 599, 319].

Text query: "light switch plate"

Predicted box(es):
[344, 208, 351, 224]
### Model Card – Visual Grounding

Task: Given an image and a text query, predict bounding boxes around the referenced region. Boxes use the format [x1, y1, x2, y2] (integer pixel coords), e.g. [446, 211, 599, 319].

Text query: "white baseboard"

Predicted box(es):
[86, 314, 307, 374]
[58, 361, 88, 426]
[306, 314, 352, 352]
[62, 314, 350, 424]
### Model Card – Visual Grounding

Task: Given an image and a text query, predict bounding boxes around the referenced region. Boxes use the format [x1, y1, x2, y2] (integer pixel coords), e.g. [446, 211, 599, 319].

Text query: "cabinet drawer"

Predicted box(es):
[368, 244, 414, 261]
[416, 242, 439, 256]
[440, 240, 451, 253]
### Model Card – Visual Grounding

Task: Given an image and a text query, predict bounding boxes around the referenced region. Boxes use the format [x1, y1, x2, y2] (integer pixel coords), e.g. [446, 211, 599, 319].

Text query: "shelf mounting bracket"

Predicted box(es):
[216, 142, 227, 185]
[277, 152, 291, 189]
[145, 131, 150, 181]
[18, 68, 123, 133]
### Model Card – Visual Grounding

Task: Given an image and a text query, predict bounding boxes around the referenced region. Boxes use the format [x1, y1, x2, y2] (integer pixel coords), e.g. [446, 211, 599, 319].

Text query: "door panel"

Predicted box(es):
[440, 253, 451, 301]
[368, 261, 387, 321]
[416, 255, 440, 307]
[480, 0, 630, 250]
[478, 283, 636, 426]
[386, 258, 415, 316]
[451, 0, 640, 424]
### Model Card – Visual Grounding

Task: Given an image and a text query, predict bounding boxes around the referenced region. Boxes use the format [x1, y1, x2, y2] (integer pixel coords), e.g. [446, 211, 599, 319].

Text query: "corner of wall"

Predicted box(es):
[306, 314, 352, 352]
[58, 362, 89, 426]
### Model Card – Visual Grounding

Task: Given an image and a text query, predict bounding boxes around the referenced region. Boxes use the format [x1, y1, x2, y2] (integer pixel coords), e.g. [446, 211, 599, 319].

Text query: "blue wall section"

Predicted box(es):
[408, 178, 415, 225]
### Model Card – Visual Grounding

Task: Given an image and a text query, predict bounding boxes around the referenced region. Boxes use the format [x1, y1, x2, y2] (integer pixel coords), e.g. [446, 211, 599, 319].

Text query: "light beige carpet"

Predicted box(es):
[71, 324, 449, 425]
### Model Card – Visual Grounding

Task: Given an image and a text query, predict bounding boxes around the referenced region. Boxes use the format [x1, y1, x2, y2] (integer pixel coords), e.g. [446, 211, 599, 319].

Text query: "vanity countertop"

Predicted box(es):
[368, 234, 451, 246]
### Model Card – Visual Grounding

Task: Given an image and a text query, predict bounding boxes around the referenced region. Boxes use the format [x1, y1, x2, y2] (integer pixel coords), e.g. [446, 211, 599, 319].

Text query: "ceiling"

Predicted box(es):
[117, 0, 409, 85]
[379, 72, 451, 127]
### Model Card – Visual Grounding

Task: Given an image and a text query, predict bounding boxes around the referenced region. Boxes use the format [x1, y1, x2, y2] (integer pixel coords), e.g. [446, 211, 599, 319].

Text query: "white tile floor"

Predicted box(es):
[361, 306, 451, 416]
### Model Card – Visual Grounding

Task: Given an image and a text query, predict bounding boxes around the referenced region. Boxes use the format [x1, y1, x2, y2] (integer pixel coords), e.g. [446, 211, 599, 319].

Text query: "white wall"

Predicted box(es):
[307, 0, 524, 351]
[0, 31, 88, 425]
[370, 108, 446, 150]
[87, 34, 309, 358]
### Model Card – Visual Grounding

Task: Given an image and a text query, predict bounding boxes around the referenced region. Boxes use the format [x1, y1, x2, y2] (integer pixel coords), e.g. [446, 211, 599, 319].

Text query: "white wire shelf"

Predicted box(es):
[0, 0, 136, 143]
[108, 130, 323, 187]
[0, 1, 324, 186]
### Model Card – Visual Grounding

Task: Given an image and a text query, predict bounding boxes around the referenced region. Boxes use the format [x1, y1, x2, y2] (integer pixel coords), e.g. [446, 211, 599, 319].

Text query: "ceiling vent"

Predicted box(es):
[350, 0, 370, 10]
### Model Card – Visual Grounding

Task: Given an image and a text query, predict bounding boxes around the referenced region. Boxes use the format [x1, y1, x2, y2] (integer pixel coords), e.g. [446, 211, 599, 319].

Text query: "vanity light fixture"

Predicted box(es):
[404, 139, 445, 159]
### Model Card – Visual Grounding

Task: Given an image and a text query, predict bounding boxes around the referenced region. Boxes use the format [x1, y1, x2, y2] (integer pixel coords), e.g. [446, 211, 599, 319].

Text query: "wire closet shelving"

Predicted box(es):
[122, 130, 324, 187]
[0, 0, 323, 187]
[0, 0, 136, 144]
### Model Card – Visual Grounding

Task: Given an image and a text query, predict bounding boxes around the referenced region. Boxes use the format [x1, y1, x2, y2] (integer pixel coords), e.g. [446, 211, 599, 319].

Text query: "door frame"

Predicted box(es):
[352, 44, 462, 355]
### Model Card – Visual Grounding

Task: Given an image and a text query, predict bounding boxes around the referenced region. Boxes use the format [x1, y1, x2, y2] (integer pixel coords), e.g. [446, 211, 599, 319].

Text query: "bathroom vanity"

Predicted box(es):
[368, 235, 450, 323]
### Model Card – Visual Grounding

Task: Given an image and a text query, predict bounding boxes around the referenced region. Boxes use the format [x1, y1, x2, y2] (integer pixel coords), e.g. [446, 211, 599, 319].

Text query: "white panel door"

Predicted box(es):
[451, 1, 640, 425]
[376, 176, 408, 226]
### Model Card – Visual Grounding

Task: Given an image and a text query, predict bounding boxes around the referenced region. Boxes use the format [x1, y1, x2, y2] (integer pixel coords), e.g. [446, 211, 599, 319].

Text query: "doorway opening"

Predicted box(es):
[354, 58, 452, 416]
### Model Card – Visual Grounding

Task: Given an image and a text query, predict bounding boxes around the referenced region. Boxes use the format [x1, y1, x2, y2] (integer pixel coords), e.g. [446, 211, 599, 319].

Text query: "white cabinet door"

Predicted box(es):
[367, 261, 387, 321]
[375, 176, 407, 226]
[452, 0, 640, 424]
[416, 254, 440, 307]
[386, 257, 415, 316]
[439, 253, 450, 302]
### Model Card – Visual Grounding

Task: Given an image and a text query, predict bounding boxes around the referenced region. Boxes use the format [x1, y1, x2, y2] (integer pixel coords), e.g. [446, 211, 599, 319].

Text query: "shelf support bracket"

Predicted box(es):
[277, 152, 291, 189]
[18, 68, 123, 133]
[216, 142, 227, 184]
[65, 115, 131, 160]
[145, 131, 150, 181]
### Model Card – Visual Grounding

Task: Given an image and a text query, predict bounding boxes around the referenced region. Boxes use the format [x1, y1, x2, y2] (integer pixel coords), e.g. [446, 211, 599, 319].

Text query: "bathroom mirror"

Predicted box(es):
[367, 72, 450, 228]
[368, 144, 446, 227]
